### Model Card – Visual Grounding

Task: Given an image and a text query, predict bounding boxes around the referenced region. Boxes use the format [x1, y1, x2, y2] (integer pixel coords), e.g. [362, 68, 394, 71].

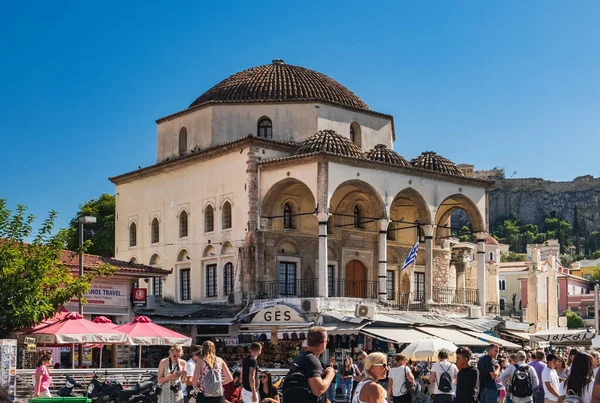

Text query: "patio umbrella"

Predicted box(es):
[115, 316, 192, 367]
[92, 316, 117, 368]
[400, 337, 458, 361]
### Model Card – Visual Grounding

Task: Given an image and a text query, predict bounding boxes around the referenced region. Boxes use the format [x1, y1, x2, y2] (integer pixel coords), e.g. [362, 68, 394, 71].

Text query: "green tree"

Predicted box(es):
[457, 226, 472, 242]
[0, 200, 114, 337]
[500, 251, 528, 262]
[592, 250, 600, 260]
[560, 254, 574, 268]
[62, 194, 115, 257]
[565, 310, 585, 329]
[494, 217, 523, 252]
[589, 264, 600, 283]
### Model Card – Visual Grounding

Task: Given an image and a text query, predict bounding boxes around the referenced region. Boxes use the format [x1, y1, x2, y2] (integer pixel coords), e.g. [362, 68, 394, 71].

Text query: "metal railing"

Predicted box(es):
[258, 278, 318, 299]
[387, 292, 426, 311]
[15, 368, 156, 400]
[331, 280, 378, 299]
[433, 287, 479, 305]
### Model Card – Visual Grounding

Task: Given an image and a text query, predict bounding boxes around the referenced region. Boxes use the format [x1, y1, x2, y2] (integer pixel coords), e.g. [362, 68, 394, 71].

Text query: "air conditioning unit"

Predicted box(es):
[227, 292, 243, 305]
[468, 306, 481, 318]
[355, 304, 375, 320]
[300, 298, 319, 314]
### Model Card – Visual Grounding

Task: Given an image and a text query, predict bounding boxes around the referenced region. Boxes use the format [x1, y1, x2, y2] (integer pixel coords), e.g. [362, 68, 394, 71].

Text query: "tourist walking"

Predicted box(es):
[387, 353, 414, 403]
[454, 347, 478, 403]
[281, 326, 335, 403]
[158, 345, 187, 403]
[560, 352, 594, 403]
[531, 351, 547, 403]
[34, 354, 53, 398]
[326, 357, 339, 403]
[429, 350, 458, 403]
[185, 346, 201, 403]
[478, 344, 500, 403]
[353, 351, 368, 397]
[352, 352, 389, 403]
[258, 371, 279, 403]
[342, 358, 357, 403]
[193, 340, 233, 403]
[499, 350, 538, 403]
[541, 354, 560, 403]
[241, 342, 263, 403]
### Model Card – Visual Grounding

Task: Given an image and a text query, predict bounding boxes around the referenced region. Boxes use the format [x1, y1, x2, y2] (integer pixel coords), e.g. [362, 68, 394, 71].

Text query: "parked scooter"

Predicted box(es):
[57, 376, 84, 397]
[93, 373, 156, 403]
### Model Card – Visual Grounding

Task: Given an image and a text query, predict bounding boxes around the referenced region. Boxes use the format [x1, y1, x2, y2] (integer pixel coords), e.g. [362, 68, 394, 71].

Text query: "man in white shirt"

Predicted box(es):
[184, 346, 201, 403]
[429, 350, 458, 403]
[500, 350, 540, 403]
[541, 353, 560, 403]
[388, 353, 414, 403]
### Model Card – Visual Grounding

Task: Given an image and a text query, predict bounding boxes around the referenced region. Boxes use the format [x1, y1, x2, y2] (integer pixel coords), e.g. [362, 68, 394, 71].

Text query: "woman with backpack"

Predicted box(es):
[352, 352, 389, 403]
[342, 358, 357, 403]
[558, 352, 594, 403]
[193, 340, 234, 403]
[158, 345, 187, 403]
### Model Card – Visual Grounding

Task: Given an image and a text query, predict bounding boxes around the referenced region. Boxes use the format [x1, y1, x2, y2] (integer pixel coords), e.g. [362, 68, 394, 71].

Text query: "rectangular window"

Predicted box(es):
[279, 262, 297, 296]
[414, 272, 425, 300]
[223, 263, 234, 295]
[328, 265, 335, 297]
[588, 306, 595, 318]
[386, 271, 395, 300]
[153, 277, 163, 298]
[206, 264, 217, 297]
[179, 269, 191, 301]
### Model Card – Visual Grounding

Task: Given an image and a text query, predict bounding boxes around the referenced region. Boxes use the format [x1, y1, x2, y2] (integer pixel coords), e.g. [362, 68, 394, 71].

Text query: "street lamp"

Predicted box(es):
[77, 216, 96, 367]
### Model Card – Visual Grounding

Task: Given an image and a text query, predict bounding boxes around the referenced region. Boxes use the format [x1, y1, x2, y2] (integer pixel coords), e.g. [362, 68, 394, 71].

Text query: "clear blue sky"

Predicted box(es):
[1, 1, 599, 233]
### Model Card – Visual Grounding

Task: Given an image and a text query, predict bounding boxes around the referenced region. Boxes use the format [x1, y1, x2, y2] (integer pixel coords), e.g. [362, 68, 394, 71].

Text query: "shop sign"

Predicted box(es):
[23, 337, 36, 345]
[26, 344, 36, 352]
[251, 305, 306, 324]
[69, 283, 129, 307]
[132, 288, 147, 307]
[530, 330, 595, 343]
[225, 338, 237, 346]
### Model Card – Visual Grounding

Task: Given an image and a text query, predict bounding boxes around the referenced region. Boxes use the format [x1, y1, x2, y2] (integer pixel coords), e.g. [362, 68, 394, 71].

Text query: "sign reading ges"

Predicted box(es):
[251, 305, 306, 324]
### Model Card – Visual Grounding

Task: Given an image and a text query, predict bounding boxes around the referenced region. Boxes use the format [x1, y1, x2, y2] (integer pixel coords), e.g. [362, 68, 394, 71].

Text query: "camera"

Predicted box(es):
[170, 383, 181, 393]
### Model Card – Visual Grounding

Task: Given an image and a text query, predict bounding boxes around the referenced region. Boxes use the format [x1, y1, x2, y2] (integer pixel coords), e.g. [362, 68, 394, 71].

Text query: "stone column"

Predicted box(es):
[317, 212, 329, 298]
[476, 232, 486, 307]
[423, 225, 435, 304]
[377, 219, 390, 301]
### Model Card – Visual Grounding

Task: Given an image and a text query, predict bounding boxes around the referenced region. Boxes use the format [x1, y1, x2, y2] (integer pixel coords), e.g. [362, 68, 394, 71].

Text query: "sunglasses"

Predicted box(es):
[261, 376, 268, 379]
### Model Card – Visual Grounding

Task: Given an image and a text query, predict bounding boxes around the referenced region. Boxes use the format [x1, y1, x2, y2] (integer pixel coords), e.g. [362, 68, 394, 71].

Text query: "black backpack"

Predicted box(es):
[403, 366, 415, 393]
[437, 363, 453, 393]
[510, 364, 533, 398]
[281, 352, 318, 403]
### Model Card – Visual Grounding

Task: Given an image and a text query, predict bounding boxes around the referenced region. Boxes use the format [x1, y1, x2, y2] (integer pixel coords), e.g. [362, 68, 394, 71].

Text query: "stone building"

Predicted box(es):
[109, 60, 495, 326]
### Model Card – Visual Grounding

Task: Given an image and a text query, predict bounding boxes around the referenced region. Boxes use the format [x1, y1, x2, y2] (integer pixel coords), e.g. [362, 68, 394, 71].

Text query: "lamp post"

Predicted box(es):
[77, 216, 96, 368]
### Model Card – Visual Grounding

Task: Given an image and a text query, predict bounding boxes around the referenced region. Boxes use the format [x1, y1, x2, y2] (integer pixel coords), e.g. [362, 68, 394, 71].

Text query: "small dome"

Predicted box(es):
[485, 235, 499, 245]
[365, 144, 411, 167]
[189, 60, 369, 111]
[294, 130, 365, 159]
[410, 151, 464, 176]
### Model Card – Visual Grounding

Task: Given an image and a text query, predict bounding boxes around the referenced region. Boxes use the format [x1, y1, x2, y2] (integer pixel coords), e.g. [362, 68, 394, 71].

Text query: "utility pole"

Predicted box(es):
[77, 216, 96, 368]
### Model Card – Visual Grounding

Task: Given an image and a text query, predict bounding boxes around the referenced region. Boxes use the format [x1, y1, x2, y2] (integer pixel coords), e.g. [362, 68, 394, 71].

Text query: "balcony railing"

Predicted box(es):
[331, 279, 378, 300]
[387, 292, 426, 311]
[258, 278, 318, 299]
[433, 287, 479, 305]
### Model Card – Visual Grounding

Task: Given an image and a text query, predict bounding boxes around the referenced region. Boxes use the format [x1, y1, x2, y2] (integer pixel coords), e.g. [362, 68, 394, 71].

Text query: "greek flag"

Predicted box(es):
[402, 242, 419, 270]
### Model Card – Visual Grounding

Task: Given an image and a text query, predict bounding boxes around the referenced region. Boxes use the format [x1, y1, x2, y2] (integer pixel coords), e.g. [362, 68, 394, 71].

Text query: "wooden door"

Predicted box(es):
[345, 260, 366, 298]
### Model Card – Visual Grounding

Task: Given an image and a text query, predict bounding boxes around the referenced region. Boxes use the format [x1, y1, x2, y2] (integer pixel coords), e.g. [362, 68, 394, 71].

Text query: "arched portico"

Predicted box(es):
[261, 178, 317, 234]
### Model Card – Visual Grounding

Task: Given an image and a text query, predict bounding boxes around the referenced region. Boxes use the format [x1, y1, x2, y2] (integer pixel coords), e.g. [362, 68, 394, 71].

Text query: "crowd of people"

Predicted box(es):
[28, 326, 600, 403]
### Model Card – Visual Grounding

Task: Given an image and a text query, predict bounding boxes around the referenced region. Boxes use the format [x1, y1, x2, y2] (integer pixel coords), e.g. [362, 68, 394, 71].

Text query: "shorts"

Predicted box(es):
[241, 388, 256, 403]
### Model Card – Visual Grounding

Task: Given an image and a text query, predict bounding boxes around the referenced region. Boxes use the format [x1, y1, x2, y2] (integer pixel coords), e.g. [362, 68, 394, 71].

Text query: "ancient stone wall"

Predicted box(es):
[433, 250, 453, 289]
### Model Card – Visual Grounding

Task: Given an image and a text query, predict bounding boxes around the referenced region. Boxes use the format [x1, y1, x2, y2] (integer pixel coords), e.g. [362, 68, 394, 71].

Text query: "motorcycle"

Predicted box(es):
[57, 375, 84, 397]
[93, 373, 157, 403]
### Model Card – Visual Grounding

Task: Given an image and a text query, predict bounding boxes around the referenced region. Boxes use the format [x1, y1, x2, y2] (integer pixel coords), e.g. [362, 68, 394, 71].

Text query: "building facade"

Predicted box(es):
[110, 60, 495, 324]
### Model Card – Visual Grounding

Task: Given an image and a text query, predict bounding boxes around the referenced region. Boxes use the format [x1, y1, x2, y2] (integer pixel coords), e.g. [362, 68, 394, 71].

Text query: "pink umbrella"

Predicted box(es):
[92, 316, 117, 368]
[30, 312, 127, 344]
[115, 316, 192, 367]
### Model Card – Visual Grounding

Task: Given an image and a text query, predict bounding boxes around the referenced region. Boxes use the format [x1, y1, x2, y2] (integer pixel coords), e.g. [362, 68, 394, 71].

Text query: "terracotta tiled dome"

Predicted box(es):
[294, 130, 365, 158]
[189, 60, 369, 111]
[410, 151, 464, 176]
[365, 144, 411, 167]
[485, 235, 499, 245]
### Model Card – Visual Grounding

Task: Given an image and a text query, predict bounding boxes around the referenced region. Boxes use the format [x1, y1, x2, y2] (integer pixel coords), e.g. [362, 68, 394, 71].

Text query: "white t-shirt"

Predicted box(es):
[541, 367, 560, 402]
[431, 361, 458, 395]
[184, 358, 196, 397]
[389, 365, 412, 397]
[559, 380, 594, 403]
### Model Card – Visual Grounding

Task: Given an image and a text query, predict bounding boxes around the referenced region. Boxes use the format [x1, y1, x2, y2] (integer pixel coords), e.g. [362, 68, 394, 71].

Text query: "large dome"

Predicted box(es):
[189, 60, 369, 111]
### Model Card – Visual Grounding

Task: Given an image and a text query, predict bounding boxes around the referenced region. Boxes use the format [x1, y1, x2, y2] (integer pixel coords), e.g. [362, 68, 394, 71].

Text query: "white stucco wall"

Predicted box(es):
[157, 107, 213, 162]
[115, 150, 249, 303]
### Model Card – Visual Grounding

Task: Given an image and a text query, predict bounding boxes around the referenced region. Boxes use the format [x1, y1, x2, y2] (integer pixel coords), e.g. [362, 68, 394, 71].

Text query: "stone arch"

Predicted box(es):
[202, 244, 217, 257]
[177, 248, 191, 262]
[388, 188, 432, 245]
[129, 255, 139, 264]
[400, 271, 411, 293]
[149, 253, 162, 266]
[261, 178, 317, 233]
[276, 238, 299, 255]
[221, 241, 235, 255]
[434, 193, 486, 244]
[261, 178, 317, 216]
[330, 179, 386, 231]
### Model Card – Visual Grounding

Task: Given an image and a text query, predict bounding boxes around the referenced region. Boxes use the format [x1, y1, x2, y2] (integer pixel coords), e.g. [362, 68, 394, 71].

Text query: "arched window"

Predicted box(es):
[205, 205, 214, 233]
[257, 117, 272, 139]
[283, 203, 293, 229]
[179, 211, 188, 238]
[222, 202, 232, 230]
[353, 205, 362, 228]
[224, 262, 234, 295]
[350, 122, 361, 146]
[489, 252, 494, 261]
[151, 218, 159, 244]
[129, 222, 137, 247]
[499, 298, 506, 311]
[499, 278, 506, 291]
[178, 127, 187, 155]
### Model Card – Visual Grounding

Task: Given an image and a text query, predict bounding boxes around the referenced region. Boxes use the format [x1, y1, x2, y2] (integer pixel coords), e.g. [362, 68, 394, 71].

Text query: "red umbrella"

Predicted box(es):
[115, 316, 192, 367]
[30, 312, 127, 344]
[91, 316, 117, 368]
